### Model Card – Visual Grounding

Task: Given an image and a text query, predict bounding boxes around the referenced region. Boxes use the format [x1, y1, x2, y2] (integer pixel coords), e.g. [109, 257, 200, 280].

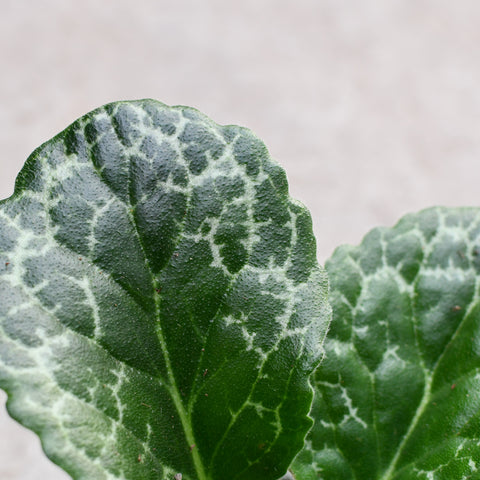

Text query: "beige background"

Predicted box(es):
[1, 1, 480, 478]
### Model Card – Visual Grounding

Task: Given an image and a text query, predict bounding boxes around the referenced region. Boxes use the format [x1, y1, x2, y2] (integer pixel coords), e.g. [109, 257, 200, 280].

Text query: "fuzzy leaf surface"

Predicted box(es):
[0, 100, 330, 480]
[293, 207, 480, 480]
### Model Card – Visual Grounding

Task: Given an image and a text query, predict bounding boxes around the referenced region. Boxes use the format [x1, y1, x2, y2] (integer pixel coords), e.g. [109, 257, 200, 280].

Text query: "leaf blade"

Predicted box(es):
[292, 207, 480, 480]
[0, 100, 330, 480]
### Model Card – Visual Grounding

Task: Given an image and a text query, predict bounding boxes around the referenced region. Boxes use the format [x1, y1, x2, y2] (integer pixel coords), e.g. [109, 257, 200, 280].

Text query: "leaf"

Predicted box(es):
[0, 100, 330, 480]
[292, 207, 480, 480]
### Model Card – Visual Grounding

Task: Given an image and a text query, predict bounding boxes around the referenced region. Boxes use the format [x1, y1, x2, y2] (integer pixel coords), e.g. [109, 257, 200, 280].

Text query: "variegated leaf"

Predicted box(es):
[292, 207, 480, 480]
[0, 100, 330, 480]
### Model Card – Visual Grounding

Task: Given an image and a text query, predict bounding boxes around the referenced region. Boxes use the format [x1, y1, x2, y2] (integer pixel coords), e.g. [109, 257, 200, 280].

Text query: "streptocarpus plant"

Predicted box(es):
[1, 100, 480, 480]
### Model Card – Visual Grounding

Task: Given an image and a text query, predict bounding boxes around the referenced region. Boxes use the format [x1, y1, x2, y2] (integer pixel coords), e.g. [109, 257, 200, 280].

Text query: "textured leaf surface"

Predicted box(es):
[292, 207, 480, 480]
[0, 100, 330, 480]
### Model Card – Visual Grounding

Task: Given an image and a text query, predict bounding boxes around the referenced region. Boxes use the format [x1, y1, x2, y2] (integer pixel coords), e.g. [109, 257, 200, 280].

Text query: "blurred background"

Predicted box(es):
[1, 1, 480, 478]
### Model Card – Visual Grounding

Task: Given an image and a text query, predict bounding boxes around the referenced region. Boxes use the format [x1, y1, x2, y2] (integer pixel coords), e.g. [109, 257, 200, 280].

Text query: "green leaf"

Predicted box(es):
[292, 207, 480, 480]
[0, 100, 330, 480]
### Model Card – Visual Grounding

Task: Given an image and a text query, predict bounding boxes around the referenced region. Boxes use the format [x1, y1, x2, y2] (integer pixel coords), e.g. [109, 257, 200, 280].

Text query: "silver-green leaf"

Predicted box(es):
[0, 100, 330, 480]
[292, 207, 480, 480]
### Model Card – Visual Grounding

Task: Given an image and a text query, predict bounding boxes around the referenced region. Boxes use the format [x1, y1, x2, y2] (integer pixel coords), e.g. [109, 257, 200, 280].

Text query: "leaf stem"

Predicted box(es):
[153, 288, 208, 480]
[381, 373, 432, 480]
[166, 381, 208, 480]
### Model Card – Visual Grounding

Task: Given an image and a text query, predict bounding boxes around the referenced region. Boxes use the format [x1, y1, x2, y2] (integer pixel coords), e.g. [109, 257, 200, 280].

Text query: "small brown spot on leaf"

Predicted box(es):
[452, 305, 462, 312]
[190, 444, 196, 451]
[451, 383, 456, 390]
